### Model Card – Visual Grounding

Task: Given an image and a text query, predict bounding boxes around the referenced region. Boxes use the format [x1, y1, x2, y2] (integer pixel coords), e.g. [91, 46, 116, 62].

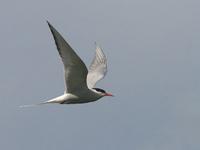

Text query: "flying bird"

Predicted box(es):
[21, 21, 113, 107]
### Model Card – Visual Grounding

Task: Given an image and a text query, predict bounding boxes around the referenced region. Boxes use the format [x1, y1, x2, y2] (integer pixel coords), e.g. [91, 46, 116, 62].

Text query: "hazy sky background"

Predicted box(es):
[0, 0, 200, 149]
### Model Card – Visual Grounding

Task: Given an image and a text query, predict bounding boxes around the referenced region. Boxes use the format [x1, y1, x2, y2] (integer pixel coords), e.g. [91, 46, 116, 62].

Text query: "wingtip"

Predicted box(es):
[46, 20, 50, 26]
[94, 41, 100, 47]
[46, 20, 54, 29]
[94, 42, 103, 50]
[94, 41, 97, 46]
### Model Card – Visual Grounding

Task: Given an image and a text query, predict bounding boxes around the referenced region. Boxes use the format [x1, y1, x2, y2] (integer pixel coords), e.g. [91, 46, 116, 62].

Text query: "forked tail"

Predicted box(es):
[19, 101, 51, 108]
[19, 95, 66, 108]
[20, 99, 63, 108]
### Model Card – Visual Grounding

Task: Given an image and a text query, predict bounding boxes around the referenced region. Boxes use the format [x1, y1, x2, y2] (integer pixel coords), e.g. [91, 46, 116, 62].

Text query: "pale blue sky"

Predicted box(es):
[0, 0, 200, 149]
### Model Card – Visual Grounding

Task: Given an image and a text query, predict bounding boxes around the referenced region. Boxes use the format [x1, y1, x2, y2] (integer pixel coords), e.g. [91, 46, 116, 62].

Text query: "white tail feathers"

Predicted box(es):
[19, 95, 67, 108]
[19, 101, 50, 108]
[19, 97, 64, 108]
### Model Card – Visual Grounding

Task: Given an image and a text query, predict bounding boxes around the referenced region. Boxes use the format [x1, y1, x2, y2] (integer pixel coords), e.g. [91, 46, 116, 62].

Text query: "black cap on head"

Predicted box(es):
[92, 88, 106, 93]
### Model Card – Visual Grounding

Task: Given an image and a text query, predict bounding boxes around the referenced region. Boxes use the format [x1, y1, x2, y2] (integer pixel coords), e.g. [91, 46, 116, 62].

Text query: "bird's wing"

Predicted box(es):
[47, 22, 88, 93]
[87, 44, 107, 88]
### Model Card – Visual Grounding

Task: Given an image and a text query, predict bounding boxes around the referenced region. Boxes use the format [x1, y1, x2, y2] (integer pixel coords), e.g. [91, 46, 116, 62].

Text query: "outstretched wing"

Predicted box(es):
[87, 45, 107, 88]
[47, 21, 88, 93]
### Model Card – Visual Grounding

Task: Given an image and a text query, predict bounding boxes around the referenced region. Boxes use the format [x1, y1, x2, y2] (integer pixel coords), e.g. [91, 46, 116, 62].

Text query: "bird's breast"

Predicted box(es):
[63, 90, 102, 104]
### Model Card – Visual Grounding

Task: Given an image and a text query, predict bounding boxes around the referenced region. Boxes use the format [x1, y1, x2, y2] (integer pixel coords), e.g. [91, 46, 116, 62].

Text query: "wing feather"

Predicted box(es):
[87, 45, 107, 88]
[47, 22, 88, 93]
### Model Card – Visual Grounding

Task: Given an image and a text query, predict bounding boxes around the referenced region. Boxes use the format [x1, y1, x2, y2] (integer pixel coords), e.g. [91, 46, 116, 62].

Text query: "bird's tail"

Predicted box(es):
[19, 95, 66, 108]
[19, 101, 51, 108]
[19, 98, 63, 108]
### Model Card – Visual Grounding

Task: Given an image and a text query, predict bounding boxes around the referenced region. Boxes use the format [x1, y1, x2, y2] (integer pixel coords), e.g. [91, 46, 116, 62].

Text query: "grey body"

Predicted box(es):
[60, 89, 103, 104]
[45, 88, 103, 104]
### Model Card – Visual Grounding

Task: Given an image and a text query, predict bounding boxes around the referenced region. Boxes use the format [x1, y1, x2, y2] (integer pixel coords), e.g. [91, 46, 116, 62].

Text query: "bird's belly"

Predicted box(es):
[62, 93, 101, 104]
[63, 100, 95, 104]
[63, 97, 100, 104]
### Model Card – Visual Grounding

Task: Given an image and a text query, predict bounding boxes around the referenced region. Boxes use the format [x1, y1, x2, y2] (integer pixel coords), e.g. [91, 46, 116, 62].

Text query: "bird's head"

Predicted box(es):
[92, 88, 113, 97]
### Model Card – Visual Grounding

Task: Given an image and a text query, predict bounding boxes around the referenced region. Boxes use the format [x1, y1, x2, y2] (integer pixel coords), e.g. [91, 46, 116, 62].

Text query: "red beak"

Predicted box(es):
[104, 92, 113, 96]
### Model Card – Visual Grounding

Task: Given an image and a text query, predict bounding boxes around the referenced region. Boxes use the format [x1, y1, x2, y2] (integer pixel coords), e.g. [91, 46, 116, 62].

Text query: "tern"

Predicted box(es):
[21, 22, 113, 107]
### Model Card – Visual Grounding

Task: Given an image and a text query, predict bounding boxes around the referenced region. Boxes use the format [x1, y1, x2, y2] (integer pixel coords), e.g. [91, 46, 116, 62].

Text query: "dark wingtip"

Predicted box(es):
[46, 20, 51, 28]
[46, 20, 55, 35]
